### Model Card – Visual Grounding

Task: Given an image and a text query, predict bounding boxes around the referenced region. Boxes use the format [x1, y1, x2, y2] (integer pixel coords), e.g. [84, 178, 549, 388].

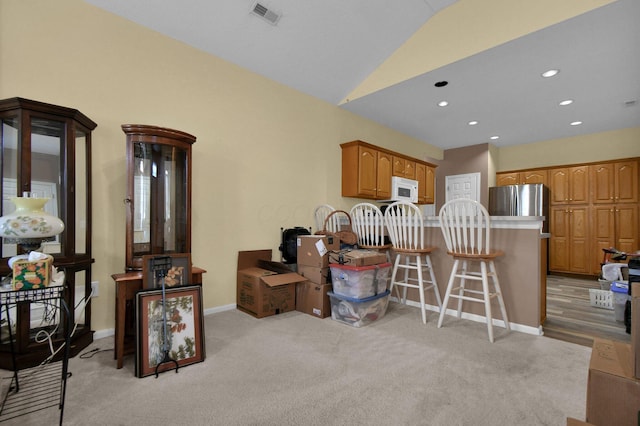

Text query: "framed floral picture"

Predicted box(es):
[135, 285, 204, 378]
[141, 253, 192, 289]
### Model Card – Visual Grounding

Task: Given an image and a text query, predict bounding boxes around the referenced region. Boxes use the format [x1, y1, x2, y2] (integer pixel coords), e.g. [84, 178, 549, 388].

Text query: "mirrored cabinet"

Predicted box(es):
[0, 97, 96, 369]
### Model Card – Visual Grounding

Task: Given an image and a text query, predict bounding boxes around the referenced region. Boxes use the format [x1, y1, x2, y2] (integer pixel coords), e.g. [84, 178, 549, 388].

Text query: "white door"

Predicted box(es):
[445, 172, 480, 202]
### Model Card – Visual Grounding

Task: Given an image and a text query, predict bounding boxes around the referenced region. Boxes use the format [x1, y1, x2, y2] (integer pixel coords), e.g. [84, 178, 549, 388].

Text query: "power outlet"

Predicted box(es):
[91, 281, 99, 298]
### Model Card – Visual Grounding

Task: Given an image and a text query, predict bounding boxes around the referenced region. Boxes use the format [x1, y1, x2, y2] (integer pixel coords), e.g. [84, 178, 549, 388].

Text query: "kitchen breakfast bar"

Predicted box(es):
[406, 216, 548, 335]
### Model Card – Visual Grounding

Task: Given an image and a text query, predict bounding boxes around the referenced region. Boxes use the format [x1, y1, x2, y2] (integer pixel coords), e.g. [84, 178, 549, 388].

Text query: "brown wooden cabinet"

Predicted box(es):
[496, 170, 547, 186]
[591, 160, 638, 204]
[341, 142, 390, 199]
[393, 156, 416, 179]
[416, 163, 435, 204]
[549, 166, 589, 205]
[549, 205, 590, 274]
[591, 204, 638, 272]
[341, 140, 435, 203]
[503, 158, 639, 276]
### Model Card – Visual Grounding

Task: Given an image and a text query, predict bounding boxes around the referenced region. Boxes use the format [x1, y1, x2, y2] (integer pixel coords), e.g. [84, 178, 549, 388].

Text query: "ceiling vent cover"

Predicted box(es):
[251, 2, 281, 25]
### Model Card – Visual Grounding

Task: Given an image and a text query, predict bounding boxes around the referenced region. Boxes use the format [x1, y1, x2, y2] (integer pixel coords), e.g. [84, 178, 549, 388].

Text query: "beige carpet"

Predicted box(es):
[1, 303, 591, 425]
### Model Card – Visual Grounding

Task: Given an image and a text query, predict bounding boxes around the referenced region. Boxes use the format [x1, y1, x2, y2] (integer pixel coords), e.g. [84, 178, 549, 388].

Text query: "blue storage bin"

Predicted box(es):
[610, 281, 629, 322]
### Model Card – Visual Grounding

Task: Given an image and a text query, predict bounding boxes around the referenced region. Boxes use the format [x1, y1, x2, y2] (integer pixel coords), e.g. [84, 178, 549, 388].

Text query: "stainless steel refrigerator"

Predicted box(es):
[488, 184, 549, 232]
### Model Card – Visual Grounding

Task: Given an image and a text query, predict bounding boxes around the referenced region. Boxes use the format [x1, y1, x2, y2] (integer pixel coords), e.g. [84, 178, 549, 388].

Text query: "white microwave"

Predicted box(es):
[388, 176, 418, 203]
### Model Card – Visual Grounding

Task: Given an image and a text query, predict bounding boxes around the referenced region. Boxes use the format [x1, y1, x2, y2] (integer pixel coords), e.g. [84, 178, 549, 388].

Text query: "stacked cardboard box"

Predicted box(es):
[584, 282, 640, 426]
[295, 235, 340, 318]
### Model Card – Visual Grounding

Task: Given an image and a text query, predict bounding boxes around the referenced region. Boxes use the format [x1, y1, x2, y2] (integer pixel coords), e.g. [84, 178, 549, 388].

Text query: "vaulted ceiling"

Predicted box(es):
[85, 0, 640, 150]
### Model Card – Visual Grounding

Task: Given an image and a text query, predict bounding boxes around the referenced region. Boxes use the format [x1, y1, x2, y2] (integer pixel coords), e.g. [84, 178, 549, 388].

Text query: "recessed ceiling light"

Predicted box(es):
[570, 121, 583, 126]
[438, 101, 449, 107]
[490, 136, 499, 140]
[468, 121, 478, 125]
[542, 69, 560, 78]
[559, 99, 573, 106]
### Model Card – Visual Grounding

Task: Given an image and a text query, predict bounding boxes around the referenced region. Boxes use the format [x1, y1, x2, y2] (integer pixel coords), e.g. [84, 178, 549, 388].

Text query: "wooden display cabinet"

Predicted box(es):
[113, 124, 204, 369]
[122, 125, 195, 271]
[0, 97, 96, 369]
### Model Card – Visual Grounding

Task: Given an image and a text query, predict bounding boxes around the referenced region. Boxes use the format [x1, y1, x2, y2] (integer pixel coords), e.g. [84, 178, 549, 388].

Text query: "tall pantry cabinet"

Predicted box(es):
[590, 161, 638, 273]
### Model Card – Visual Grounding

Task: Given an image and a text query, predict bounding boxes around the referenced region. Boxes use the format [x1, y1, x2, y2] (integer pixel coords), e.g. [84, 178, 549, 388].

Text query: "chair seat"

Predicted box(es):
[395, 246, 436, 255]
[359, 243, 393, 251]
[448, 250, 504, 260]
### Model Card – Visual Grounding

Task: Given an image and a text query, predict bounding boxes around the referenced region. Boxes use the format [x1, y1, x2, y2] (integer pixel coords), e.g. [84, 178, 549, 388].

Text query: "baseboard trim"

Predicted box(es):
[390, 296, 542, 336]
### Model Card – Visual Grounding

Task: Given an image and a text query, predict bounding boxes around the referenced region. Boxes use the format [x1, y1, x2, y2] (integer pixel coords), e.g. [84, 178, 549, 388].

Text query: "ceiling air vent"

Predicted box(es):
[251, 2, 281, 25]
[251, 3, 281, 25]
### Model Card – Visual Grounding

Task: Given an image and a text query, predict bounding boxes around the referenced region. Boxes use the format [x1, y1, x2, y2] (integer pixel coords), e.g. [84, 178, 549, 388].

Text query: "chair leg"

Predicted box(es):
[438, 259, 459, 329]
[401, 255, 410, 304]
[415, 255, 427, 324]
[490, 260, 510, 331]
[456, 260, 468, 318]
[481, 261, 494, 343]
[390, 254, 401, 301]
[425, 254, 442, 310]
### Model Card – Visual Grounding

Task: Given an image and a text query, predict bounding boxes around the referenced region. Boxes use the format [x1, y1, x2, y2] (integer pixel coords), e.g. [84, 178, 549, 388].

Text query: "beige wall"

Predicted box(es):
[0, 0, 440, 333]
[1, 0, 638, 336]
[496, 127, 640, 171]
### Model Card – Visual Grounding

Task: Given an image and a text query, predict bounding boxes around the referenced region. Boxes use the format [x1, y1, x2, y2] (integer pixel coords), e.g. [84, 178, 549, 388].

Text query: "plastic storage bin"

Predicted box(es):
[328, 290, 390, 327]
[610, 281, 629, 322]
[329, 262, 391, 299]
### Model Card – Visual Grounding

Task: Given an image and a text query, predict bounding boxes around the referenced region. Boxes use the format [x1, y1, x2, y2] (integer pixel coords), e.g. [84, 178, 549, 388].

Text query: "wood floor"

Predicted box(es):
[543, 274, 630, 347]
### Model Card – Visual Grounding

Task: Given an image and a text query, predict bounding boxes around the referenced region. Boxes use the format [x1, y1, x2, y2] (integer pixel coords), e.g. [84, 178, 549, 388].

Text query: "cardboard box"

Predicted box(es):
[328, 249, 387, 266]
[586, 338, 640, 426]
[297, 264, 330, 284]
[632, 282, 640, 379]
[296, 281, 332, 318]
[297, 235, 340, 268]
[237, 250, 307, 318]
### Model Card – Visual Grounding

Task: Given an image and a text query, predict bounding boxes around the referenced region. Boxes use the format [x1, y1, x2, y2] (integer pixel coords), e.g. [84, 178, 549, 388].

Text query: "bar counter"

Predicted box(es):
[406, 216, 547, 335]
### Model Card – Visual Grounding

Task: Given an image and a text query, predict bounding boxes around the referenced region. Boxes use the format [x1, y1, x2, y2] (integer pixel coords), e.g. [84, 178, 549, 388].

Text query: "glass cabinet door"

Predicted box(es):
[123, 125, 195, 271]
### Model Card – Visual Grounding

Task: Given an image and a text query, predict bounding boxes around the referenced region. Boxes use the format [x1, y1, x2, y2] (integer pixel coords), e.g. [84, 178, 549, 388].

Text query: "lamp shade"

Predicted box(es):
[0, 197, 65, 241]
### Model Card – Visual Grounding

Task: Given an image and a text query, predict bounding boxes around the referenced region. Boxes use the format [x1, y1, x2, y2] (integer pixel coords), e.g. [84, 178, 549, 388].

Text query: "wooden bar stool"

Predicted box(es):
[384, 201, 442, 324]
[437, 199, 509, 342]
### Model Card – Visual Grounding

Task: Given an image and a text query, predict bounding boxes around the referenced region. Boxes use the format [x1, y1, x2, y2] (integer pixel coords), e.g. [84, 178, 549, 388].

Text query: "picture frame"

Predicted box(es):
[141, 253, 192, 289]
[135, 285, 205, 378]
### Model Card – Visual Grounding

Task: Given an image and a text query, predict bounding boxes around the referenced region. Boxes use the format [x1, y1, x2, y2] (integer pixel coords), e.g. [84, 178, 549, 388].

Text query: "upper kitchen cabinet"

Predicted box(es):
[496, 170, 547, 187]
[392, 156, 416, 179]
[549, 166, 589, 205]
[341, 141, 391, 199]
[591, 160, 638, 204]
[341, 140, 435, 204]
[416, 163, 435, 204]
